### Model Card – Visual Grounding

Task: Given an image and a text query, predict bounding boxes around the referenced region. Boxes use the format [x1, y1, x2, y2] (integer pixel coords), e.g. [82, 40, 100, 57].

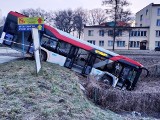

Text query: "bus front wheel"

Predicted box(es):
[40, 50, 47, 61]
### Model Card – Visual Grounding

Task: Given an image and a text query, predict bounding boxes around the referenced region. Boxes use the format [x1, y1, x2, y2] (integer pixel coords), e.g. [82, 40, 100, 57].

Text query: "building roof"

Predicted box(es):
[152, 3, 160, 6]
[100, 21, 130, 27]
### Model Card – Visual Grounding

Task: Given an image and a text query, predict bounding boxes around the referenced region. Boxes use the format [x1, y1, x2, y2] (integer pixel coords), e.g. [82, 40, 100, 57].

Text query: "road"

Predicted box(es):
[0, 56, 20, 63]
[0, 47, 21, 63]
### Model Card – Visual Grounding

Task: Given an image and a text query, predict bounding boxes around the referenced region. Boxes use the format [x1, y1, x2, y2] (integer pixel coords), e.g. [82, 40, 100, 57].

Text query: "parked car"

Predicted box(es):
[155, 46, 160, 51]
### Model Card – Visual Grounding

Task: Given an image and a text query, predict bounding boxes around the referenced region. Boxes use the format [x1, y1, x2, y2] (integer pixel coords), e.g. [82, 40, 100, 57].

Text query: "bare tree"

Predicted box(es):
[21, 8, 54, 26]
[102, 0, 132, 51]
[87, 8, 108, 25]
[74, 8, 88, 38]
[54, 9, 75, 33]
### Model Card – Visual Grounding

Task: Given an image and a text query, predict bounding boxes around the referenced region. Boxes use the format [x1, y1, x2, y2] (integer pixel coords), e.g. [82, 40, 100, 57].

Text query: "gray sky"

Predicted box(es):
[0, 0, 160, 16]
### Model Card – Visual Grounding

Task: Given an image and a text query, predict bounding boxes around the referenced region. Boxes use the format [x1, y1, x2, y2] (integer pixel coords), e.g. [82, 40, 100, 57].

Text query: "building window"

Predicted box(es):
[156, 19, 160, 26]
[87, 40, 95, 45]
[99, 30, 104, 36]
[146, 9, 148, 15]
[88, 30, 94, 36]
[134, 31, 137, 36]
[108, 40, 113, 46]
[130, 41, 140, 48]
[155, 41, 160, 47]
[99, 40, 104, 46]
[130, 31, 147, 37]
[137, 31, 141, 36]
[108, 30, 113, 36]
[116, 30, 122, 36]
[144, 31, 147, 36]
[156, 30, 160, 37]
[130, 31, 134, 36]
[140, 15, 143, 21]
[117, 41, 125, 47]
[157, 8, 160, 16]
[140, 24, 142, 27]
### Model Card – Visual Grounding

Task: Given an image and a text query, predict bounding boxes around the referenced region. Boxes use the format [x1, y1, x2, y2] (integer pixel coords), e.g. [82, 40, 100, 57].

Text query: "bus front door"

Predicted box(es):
[82, 53, 96, 75]
[64, 46, 79, 69]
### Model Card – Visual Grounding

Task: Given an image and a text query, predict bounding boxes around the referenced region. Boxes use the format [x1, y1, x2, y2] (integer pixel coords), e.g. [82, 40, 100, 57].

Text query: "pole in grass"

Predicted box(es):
[22, 31, 25, 59]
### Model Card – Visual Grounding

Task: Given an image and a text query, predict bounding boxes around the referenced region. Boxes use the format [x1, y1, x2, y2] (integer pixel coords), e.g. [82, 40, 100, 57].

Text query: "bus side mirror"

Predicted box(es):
[142, 67, 149, 77]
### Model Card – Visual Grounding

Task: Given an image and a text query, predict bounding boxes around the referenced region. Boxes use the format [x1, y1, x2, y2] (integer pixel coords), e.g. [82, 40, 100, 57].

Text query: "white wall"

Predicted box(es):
[149, 6, 160, 49]
[136, 3, 160, 50]
[136, 3, 152, 27]
[83, 27, 149, 50]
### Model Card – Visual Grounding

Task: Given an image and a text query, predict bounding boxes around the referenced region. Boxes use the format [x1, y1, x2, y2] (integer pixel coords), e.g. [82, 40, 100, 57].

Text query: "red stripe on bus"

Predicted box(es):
[9, 11, 25, 17]
[44, 25, 93, 51]
[8, 11, 93, 51]
[110, 55, 143, 67]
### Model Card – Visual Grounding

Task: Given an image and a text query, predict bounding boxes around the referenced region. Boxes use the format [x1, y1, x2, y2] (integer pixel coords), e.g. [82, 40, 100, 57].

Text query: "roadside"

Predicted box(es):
[0, 47, 22, 57]
[0, 47, 22, 63]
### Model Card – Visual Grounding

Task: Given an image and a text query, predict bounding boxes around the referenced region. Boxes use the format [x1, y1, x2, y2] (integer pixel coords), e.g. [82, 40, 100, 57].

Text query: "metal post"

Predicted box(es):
[22, 31, 25, 58]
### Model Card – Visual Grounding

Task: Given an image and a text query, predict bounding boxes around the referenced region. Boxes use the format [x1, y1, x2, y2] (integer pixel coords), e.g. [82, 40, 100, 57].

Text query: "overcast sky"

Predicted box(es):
[0, 0, 160, 16]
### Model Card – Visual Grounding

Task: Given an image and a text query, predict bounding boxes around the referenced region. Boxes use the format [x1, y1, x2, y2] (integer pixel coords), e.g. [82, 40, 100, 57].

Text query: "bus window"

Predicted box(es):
[121, 67, 131, 80]
[41, 35, 58, 53]
[57, 41, 71, 56]
[41, 34, 72, 56]
[94, 56, 107, 70]
[128, 69, 137, 82]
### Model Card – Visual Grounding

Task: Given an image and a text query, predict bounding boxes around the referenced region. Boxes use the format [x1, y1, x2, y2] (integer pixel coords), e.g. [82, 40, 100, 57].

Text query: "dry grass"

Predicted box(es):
[84, 75, 160, 120]
[83, 51, 160, 120]
[0, 60, 123, 120]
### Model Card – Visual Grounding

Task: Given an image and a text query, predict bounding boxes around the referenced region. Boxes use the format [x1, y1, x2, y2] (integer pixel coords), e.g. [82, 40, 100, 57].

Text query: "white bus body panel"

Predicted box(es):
[41, 48, 66, 67]
[90, 68, 118, 87]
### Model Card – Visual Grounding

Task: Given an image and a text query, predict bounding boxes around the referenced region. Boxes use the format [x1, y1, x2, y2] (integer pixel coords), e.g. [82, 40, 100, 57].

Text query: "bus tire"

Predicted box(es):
[40, 50, 47, 61]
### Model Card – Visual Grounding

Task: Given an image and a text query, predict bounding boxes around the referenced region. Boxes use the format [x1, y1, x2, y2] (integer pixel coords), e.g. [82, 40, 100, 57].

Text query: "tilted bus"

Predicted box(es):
[0, 11, 149, 90]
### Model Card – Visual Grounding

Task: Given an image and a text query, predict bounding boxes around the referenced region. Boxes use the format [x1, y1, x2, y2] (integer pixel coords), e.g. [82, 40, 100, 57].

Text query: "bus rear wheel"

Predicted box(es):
[40, 50, 47, 61]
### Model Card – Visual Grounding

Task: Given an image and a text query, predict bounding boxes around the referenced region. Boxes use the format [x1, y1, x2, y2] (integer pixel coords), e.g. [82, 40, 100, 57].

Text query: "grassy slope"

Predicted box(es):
[0, 60, 123, 120]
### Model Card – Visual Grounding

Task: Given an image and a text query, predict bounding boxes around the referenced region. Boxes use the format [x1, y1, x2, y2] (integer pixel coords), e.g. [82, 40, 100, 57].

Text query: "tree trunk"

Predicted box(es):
[112, 0, 118, 51]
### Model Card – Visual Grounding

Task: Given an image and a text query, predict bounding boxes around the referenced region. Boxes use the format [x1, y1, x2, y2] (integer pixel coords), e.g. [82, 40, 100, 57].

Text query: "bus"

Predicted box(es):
[0, 11, 149, 90]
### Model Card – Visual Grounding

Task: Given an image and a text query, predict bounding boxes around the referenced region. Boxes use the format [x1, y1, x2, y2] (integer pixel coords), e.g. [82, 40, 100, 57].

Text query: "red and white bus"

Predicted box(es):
[0, 11, 148, 90]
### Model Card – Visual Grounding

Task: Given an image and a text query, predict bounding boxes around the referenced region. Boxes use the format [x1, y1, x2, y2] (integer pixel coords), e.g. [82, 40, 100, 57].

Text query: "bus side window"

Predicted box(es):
[56, 41, 71, 56]
[128, 70, 137, 82]
[41, 35, 58, 52]
[114, 63, 123, 77]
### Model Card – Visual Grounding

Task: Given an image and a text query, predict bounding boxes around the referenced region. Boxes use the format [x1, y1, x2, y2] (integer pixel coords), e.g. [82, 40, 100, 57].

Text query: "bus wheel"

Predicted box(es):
[40, 50, 47, 61]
